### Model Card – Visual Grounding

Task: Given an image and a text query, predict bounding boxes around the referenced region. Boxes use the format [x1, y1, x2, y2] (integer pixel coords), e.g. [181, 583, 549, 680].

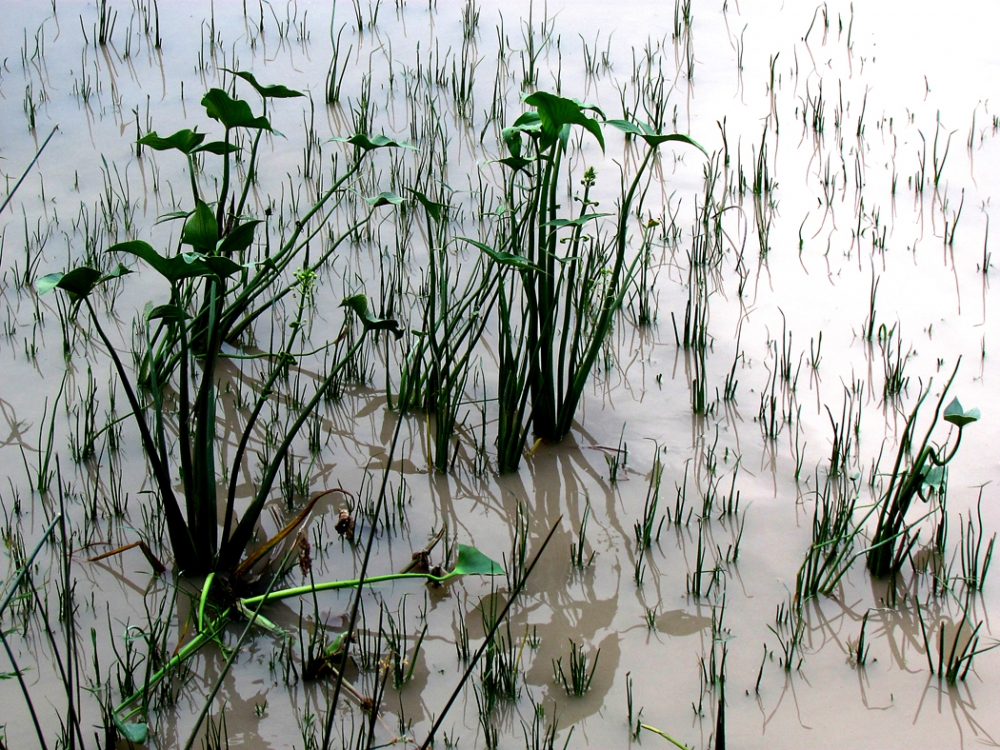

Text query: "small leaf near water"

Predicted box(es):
[460, 238, 538, 271]
[943, 398, 981, 427]
[194, 140, 241, 156]
[229, 70, 304, 99]
[541, 213, 613, 230]
[450, 544, 504, 576]
[922, 465, 947, 494]
[365, 191, 405, 208]
[112, 714, 148, 744]
[606, 119, 709, 156]
[331, 133, 417, 152]
[341, 294, 403, 339]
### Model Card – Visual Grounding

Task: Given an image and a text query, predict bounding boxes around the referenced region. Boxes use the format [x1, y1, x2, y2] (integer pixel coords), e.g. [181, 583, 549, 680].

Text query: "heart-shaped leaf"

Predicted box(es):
[202, 89, 272, 130]
[523, 91, 605, 152]
[943, 398, 980, 427]
[450, 544, 504, 576]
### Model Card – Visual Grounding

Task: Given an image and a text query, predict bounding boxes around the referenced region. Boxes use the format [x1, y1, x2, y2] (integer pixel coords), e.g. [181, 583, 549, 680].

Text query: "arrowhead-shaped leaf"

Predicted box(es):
[229, 70, 304, 99]
[523, 91, 605, 152]
[193, 140, 241, 155]
[218, 220, 262, 256]
[341, 294, 403, 339]
[541, 212, 613, 230]
[409, 189, 448, 223]
[943, 397, 980, 427]
[109, 241, 233, 283]
[138, 129, 206, 154]
[147, 304, 191, 323]
[450, 545, 504, 576]
[460, 238, 538, 271]
[202, 89, 272, 130]
[606, 119, 709, 155]
[331, 134, 417, 151]
[365, 191, 405, 208]
[37, 264, 131, 299]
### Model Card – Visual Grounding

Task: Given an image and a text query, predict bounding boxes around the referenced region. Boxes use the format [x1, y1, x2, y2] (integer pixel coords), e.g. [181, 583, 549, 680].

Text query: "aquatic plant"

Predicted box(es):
[866, 365, 979, 579]
[39, 74, 410, 576]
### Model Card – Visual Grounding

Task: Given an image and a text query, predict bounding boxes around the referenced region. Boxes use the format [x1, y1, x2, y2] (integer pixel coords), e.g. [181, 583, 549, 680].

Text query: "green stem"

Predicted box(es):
[239, 570, 457, 608]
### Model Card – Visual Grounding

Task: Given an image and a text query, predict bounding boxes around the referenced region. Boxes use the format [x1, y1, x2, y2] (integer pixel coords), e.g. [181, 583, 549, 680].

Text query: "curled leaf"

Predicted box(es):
[138, 129, 206, 154]
[943, 397, 981, 427]
[341, 294, 403, 339]
[228, 70, 304, 99]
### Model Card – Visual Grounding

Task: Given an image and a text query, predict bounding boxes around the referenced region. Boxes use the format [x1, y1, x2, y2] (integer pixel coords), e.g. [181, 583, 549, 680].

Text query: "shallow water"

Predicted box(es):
[2, 1, 1000, 748]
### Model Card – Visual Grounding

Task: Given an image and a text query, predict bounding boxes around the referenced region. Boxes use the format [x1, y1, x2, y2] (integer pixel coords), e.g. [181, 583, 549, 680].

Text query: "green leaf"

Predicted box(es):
[340, 294, 403, 339]
[450, 544, 504, 576]
[47, 267, 100, 297]
[147, 304, 190, 323]
[193, 140, 241, 155]
[113, 714, 148, 744]
[36, 271, 67, 295]
[201, 255, 242, 279]
[229, 70, 304, 99]
[943, 397, 981, 427]
[523, 91, 605, 152]
[202, 89, 272, 130]
[606, 120, 709, 156]
[365, 191, 405, 208]
[494, 155, 534, 172]
[459, 238, 538, 271]
[409, 189, 448, 223]
[181, 200, 219, 251]
[922, 465, 947, 493]
[331, 133, 417, 152]
[541, 212, 613, 229]
[218, 220, 262, 256]
[138, 129, 206, 154]
[37, 264, 132, 299]
[109, 241, 229, 284]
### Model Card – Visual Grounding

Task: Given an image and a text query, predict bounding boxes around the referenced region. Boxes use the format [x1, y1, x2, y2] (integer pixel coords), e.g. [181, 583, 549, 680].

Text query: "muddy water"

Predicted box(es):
[2, 1, 1000, 748]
